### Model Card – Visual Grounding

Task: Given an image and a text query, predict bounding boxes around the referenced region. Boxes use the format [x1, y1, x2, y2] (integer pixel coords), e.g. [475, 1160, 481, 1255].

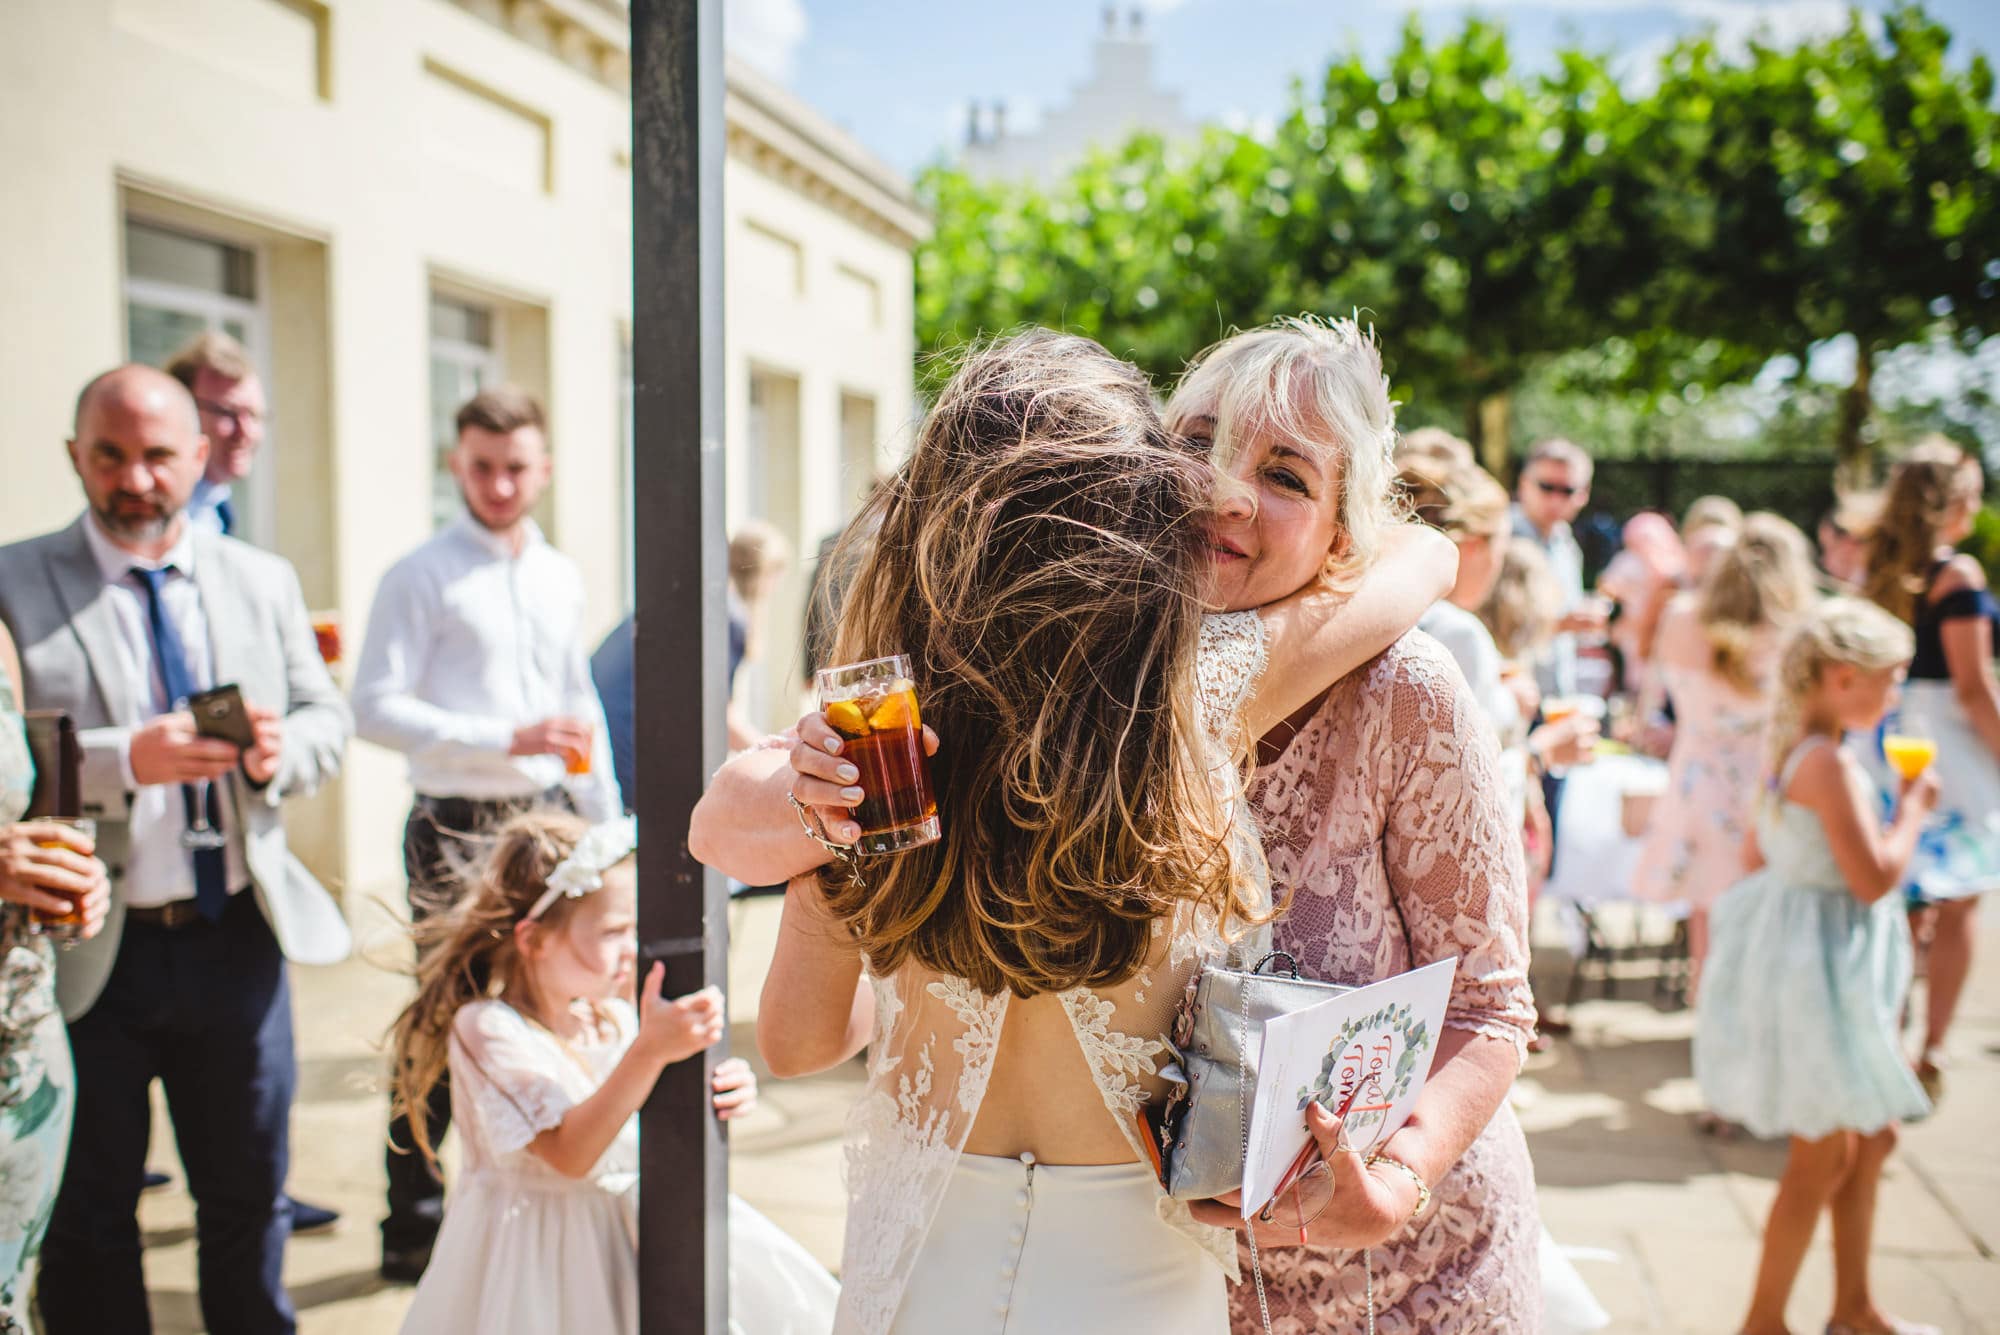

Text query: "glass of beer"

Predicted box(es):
[816, 654, 940, 855]
[28, 817, 96, 945]
[310, 612, 342, 666]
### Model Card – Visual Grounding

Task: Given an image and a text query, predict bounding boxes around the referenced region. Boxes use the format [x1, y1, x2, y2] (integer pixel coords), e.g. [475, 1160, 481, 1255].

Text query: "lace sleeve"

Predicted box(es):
[451, 1001, 578, 1155]
[1379, 643, 1536, 1058]
[1196, 611, 1268, 746]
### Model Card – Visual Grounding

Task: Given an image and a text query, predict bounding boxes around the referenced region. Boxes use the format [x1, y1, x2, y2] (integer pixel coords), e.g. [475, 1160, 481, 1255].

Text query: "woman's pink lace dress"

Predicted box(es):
[1231, 634, 1541, 1335]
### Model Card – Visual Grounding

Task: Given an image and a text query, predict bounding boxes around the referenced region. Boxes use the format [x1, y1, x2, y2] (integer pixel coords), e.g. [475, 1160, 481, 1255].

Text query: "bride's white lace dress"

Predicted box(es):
[834, 612, 1270, 1335]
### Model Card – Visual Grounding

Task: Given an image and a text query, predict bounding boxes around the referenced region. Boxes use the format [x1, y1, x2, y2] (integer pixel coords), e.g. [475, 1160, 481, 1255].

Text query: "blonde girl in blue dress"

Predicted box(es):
[1695, 598, 1938, 1335]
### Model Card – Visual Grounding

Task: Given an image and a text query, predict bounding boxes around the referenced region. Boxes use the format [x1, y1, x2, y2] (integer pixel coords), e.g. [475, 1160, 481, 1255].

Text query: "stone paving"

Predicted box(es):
[130, 900, 1999, 1333]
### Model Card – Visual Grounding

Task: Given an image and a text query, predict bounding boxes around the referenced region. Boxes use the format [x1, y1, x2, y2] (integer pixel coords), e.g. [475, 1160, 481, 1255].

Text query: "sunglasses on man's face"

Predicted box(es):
[1533, 480, 1581, 498]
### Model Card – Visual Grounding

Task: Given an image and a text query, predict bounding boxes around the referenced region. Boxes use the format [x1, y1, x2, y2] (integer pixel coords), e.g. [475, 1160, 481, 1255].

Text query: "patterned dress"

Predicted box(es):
[0, 674, 76, 1333]
[1233, 634, 1541, 1335]
[1632, 659, 1775, 910]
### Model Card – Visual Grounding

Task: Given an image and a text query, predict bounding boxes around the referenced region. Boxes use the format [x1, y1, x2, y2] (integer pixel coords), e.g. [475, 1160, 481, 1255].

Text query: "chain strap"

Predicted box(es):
[1238, 974, 1375, 1335]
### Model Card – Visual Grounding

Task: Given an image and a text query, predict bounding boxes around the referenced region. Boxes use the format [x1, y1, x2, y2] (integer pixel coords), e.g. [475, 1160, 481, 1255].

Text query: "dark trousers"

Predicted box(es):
[41, 891, 296, 1335]
[383, 792, 562, 1252]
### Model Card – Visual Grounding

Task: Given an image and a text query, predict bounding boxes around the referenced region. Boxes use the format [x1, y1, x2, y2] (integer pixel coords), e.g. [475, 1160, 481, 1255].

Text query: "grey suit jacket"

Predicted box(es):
[0, 516, 354, 1019]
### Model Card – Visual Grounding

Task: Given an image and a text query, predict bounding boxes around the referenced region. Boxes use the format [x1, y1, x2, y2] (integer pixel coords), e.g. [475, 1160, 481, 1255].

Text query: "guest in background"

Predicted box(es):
[1480, 537, 1569, 891]
[352, 385, 620, 1282]
[1681, 494, 1744, 586]
[0, 621, 111, 1330]
[1862, 437, 2000, 1103]
[0, 365, 352, 1335]
[1597, 512, 1687, 696]
[1511, 438, 1607, 701]
[165, 332, 265, 539]
[1819, 492, 1881, 593]
[1633, 514, 1818, 1017]
[725, 522, 789, 753]
[1402, 447, 1594, 1057]
[164, 329, 340, 1233]
[588, 617, 636, 812]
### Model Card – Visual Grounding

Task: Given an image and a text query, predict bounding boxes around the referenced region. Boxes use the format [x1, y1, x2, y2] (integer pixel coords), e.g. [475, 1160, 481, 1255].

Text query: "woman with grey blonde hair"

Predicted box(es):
[1164, 317, 1543, 1335]
[689, 327, 1454, 1334]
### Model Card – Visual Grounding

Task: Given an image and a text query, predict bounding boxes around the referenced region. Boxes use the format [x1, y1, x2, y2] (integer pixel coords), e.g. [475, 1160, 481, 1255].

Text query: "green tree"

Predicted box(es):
[1646, 4, 2000, 479]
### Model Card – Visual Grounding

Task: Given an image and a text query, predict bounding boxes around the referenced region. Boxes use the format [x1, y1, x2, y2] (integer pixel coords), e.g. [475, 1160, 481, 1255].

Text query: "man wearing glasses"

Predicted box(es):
[1511, 437, 1607, 699]
[166, 332, 266, 539]
[162, 331, 344, 1237]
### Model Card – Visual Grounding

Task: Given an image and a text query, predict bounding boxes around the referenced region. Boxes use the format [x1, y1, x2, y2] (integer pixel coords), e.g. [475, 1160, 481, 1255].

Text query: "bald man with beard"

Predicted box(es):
[0, 365, 351, 1334]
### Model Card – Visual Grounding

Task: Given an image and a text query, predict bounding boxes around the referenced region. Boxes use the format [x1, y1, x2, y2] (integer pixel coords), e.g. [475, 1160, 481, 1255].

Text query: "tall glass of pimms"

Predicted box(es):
[816, 654, 940, 855]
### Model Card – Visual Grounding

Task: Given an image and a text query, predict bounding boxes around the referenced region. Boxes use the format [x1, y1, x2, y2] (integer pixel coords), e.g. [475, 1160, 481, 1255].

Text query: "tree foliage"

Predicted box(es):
[912, 4, 2000, 469]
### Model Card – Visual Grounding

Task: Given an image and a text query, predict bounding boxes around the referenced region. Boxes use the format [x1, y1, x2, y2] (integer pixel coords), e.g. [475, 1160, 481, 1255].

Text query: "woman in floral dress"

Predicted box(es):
[0, 625, 109, 1330]
[1167, 321, 1543, 1335]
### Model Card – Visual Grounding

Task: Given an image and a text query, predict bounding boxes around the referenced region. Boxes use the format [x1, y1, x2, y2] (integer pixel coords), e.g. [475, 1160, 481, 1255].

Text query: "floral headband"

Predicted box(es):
[526, 816, 637, 921]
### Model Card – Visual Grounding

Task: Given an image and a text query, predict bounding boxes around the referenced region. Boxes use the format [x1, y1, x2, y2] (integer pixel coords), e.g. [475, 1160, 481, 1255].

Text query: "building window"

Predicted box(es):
[428, 293, 500, 530]
[123, 218, 273, 542]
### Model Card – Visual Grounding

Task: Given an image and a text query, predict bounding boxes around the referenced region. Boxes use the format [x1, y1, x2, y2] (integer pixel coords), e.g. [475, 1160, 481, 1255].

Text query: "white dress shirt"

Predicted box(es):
[351, 516, 621, 820]
[188, 478, 232, 535]
[79, 516, 251, 907]
[1511, 504, 1587, 700]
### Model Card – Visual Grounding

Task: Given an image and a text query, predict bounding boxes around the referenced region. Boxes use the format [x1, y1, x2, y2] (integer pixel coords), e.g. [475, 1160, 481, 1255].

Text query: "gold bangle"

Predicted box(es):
[1365, 1150, 1432, 1222]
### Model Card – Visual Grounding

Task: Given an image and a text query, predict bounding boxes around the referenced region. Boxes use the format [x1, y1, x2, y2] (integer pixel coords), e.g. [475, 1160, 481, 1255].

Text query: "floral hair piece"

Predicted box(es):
[526, 816, 637, 921]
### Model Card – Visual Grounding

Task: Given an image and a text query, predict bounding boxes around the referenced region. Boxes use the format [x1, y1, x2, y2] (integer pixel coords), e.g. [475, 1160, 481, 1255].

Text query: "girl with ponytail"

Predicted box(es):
[1632, 514, 1818, 996]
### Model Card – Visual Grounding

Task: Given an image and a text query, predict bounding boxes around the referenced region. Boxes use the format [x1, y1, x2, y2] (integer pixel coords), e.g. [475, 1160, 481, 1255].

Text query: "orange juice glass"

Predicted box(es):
[1883, 734, 1938, 782]
[564, 723, 594, 776]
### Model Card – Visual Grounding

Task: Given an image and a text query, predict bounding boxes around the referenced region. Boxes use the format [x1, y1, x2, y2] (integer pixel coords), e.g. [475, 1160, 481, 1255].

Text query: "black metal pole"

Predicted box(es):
[631, 2, 728, 1333]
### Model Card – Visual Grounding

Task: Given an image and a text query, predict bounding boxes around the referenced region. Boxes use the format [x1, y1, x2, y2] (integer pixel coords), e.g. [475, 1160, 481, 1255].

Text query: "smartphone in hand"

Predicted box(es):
[187, 684, 257, 750]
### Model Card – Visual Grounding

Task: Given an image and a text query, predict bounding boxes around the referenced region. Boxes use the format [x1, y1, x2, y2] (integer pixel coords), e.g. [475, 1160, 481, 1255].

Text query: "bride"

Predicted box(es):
[689, 328, 1449, 1334]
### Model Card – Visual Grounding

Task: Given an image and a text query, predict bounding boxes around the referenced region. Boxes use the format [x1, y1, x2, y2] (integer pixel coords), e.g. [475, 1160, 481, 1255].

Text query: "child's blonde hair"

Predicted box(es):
[1479, 536, 1563, 660]
[1698, 513, 1819, 693]
[1766, 596, 1914, 779]
[387, 810, 629, 1170]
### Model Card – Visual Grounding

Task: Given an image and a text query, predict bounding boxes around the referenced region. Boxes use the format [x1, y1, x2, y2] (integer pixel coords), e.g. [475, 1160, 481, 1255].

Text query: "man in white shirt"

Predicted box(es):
[0, 365, 351, 1334]
[352, 385, 619, 1279]
[166, 332, 266, 539]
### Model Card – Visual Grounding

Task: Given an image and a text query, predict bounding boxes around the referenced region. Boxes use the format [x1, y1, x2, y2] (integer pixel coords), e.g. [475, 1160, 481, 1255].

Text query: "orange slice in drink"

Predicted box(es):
[868, 688, 918, 733]
[825, 700, 871, 738]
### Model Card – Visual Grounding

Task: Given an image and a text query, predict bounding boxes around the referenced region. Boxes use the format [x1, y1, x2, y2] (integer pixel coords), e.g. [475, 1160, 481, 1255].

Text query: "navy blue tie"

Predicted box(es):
[215, 497, 236, 536]
[130, 567, 230, 921]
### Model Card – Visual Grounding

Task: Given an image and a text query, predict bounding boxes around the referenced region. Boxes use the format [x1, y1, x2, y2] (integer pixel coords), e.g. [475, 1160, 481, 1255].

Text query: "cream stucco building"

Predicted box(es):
[0, 0, 927, 903]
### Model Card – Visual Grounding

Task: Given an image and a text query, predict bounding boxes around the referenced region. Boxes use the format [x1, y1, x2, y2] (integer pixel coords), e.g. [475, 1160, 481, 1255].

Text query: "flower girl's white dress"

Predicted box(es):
[398, 998, 837, 1335]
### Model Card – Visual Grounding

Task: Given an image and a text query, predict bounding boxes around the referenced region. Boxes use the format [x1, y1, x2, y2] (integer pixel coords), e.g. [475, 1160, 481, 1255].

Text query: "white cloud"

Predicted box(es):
[725, 0, 808, 84]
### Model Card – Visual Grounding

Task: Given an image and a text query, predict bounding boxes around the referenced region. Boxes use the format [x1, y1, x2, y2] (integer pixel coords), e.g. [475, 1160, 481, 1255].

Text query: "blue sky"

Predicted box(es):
[725, 0, 2000, 178]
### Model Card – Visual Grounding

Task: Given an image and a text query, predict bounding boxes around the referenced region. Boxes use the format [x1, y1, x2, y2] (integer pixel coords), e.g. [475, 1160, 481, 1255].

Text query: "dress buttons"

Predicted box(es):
[1015, 1189, 1030, 1207]
[1019, 1151, 1036, 1166]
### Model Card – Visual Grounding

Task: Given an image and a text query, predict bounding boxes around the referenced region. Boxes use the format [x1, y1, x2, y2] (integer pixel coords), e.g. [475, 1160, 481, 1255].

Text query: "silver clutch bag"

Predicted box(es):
[1153, 952, 1351, 1202]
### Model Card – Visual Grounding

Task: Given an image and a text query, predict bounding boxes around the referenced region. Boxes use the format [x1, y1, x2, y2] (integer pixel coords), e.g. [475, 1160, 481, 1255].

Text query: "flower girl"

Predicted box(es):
[1695, 599, 1938, 1335]
[388, 811, 837, 1334]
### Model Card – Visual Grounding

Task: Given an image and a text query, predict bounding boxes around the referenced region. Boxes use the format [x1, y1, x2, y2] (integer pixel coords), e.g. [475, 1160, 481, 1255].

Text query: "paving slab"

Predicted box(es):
[107, 895, 1998, 1332]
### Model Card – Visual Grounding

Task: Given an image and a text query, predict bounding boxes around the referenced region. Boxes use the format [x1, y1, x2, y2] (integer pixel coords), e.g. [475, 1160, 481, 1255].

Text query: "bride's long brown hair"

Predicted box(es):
[819, 329, 1252, 998]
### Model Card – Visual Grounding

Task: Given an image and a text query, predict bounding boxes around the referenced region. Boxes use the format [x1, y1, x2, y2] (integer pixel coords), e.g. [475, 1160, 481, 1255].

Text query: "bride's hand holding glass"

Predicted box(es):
[787, 709, 940, 849]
